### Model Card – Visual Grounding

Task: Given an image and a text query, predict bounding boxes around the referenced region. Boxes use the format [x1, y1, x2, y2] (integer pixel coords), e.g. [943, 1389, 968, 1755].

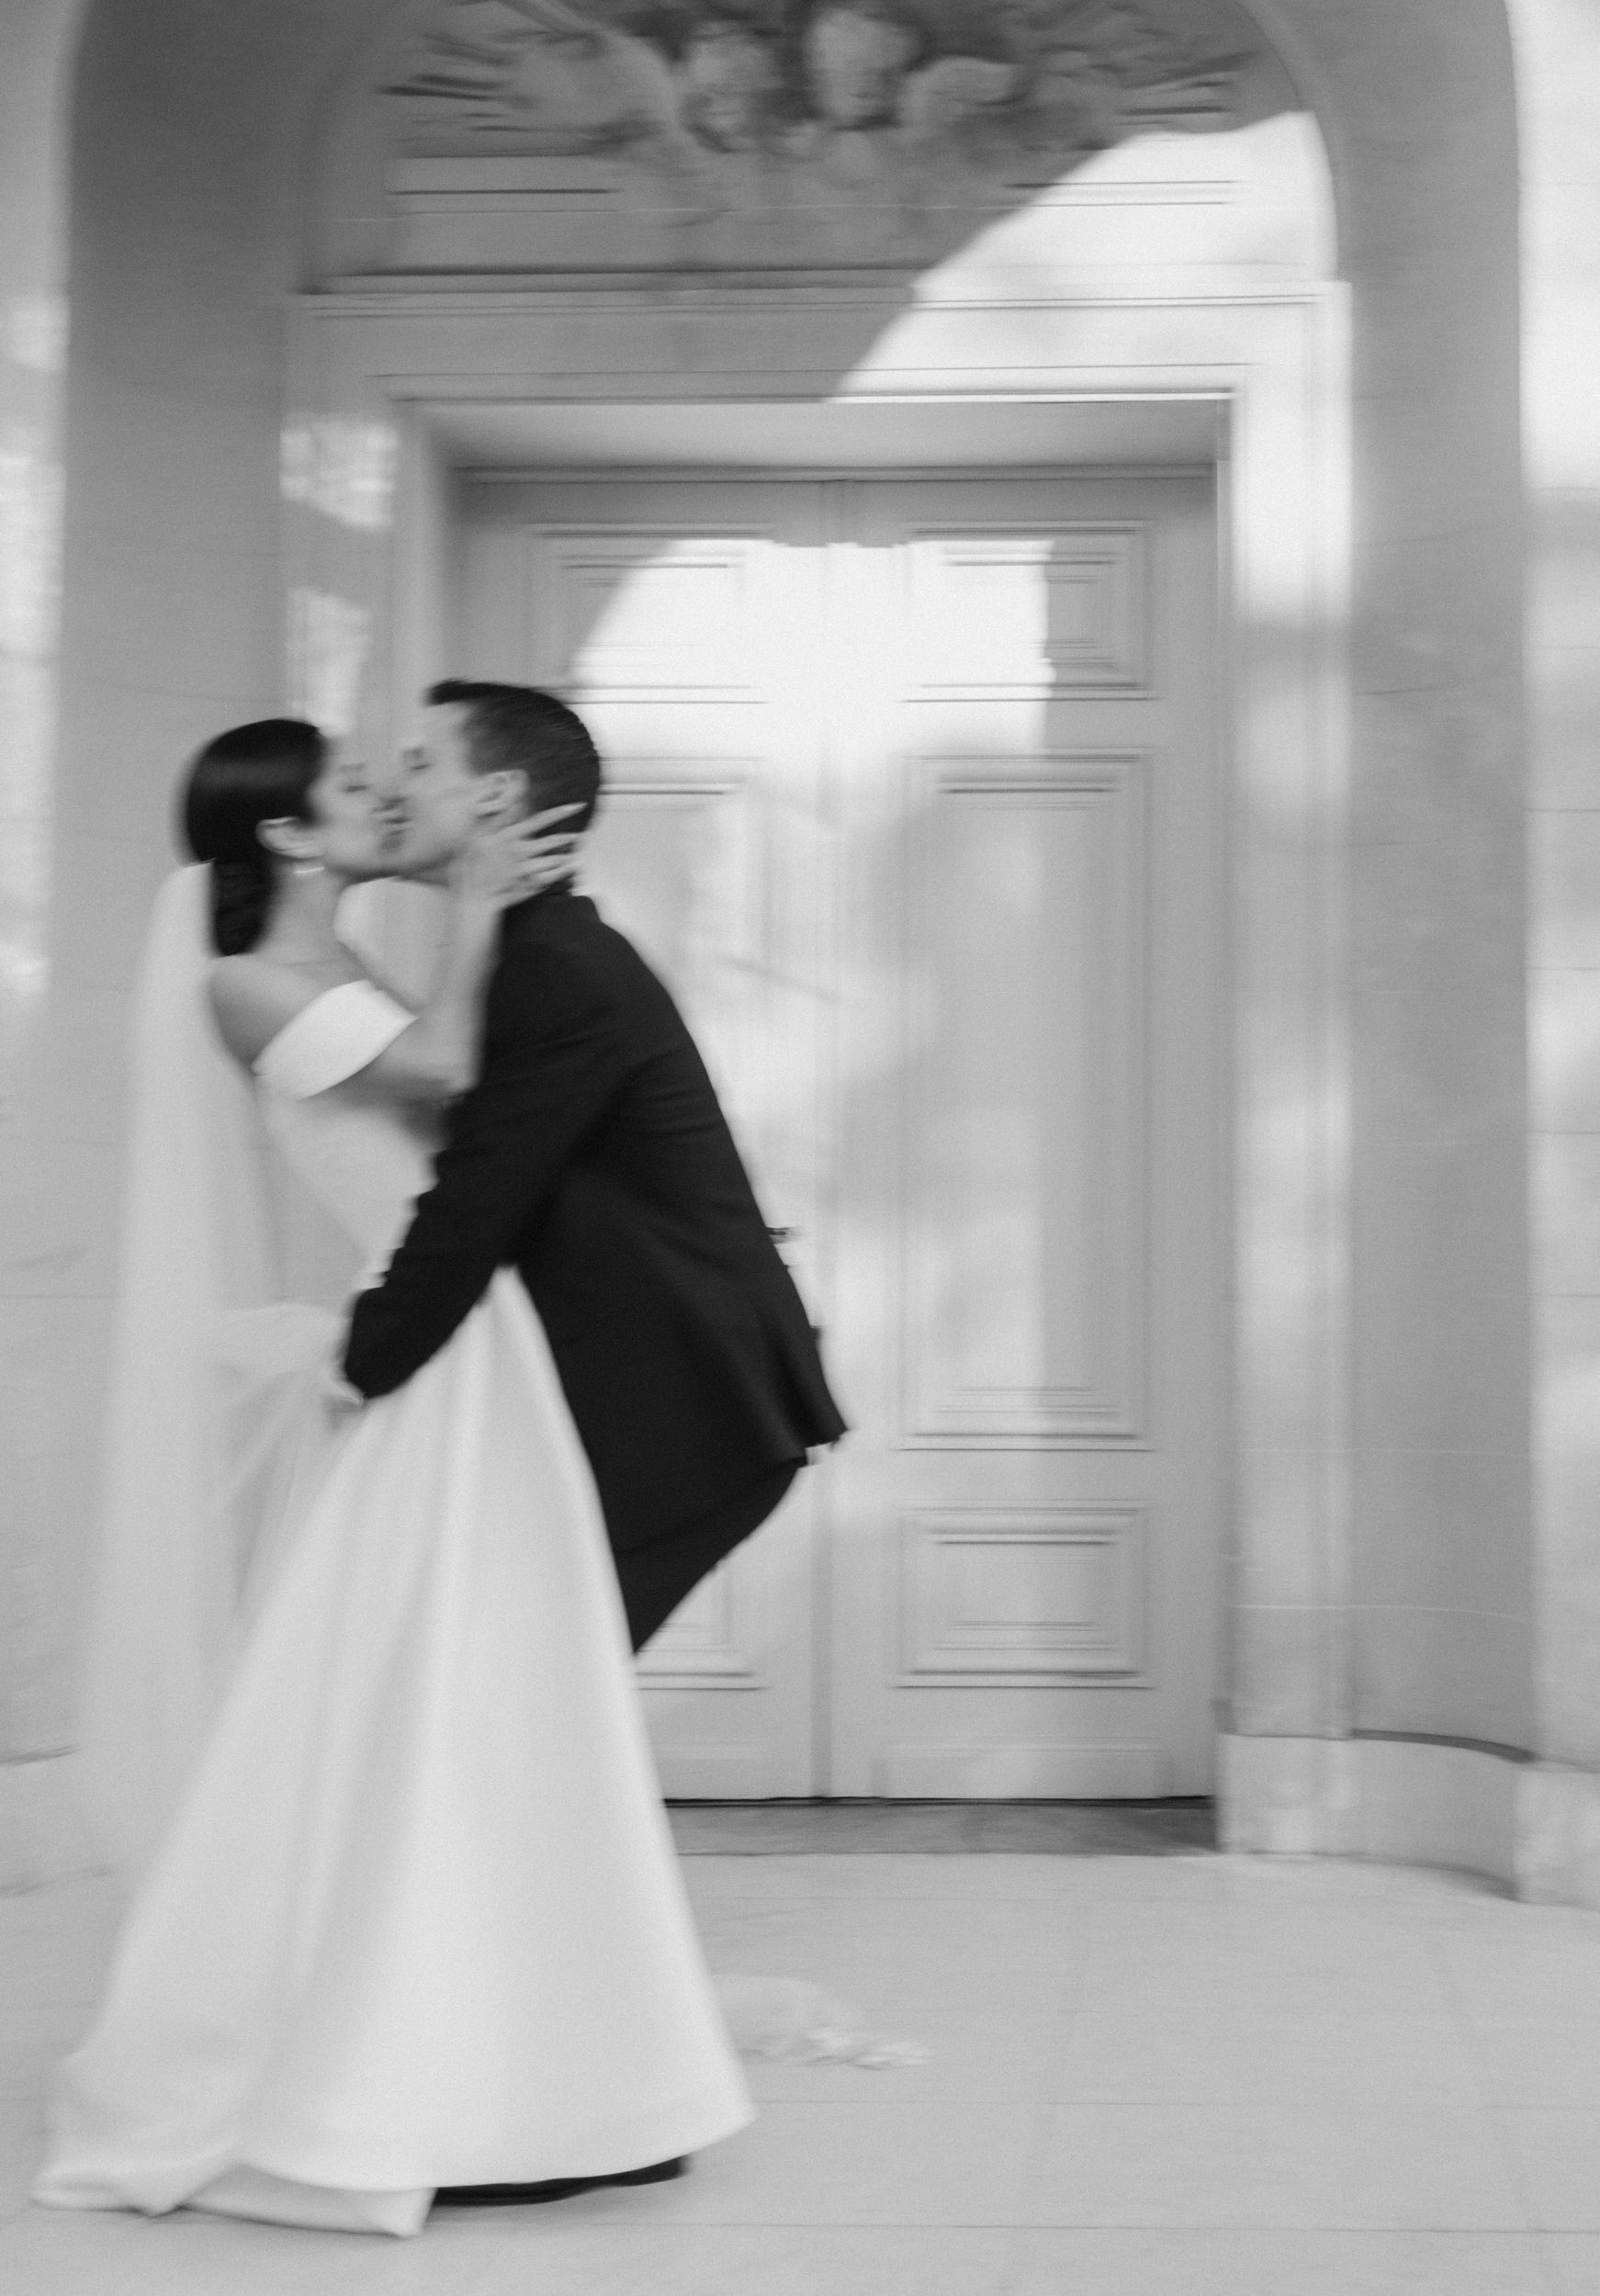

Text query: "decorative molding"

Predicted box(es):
[385, 1, 1268, 158]
[527, 526, 771, 700]
[1024, 174, 1237, 207]
[905, 523, 1149, 697]
[896, 1503, 1150, 1685]
[635, 1559, 764, 1686]
[364, 0, 1291, 274]
[300, 279, 1333, 318]
[389, 153, 1241, 205]
[589, 757, 751, 793]
[899, 752, 1148, 1446]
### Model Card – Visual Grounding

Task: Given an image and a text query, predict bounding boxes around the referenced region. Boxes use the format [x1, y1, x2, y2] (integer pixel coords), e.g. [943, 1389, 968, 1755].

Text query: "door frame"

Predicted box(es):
[284, 279, 1356, 1818]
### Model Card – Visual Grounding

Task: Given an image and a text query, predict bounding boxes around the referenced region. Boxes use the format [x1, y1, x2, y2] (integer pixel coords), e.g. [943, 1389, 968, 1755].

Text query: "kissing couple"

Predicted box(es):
[33, 682, 848, 2236]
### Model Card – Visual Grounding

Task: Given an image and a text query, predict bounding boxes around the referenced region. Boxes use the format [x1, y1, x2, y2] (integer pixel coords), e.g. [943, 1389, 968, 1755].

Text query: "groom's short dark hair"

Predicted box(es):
[427, 681, 602, 831]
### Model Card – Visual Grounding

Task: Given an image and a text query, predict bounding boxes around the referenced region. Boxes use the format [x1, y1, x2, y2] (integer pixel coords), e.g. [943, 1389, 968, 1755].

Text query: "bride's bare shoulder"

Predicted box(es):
[207, 954, 319, 1069]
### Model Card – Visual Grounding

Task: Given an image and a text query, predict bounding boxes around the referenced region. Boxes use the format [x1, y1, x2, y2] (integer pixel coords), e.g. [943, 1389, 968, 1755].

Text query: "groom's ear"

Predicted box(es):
[472, 769, 527, 822]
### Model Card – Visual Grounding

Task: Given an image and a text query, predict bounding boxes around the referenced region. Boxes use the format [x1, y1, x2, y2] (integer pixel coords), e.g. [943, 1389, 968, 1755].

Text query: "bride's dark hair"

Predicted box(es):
[181, 718, 328, 955]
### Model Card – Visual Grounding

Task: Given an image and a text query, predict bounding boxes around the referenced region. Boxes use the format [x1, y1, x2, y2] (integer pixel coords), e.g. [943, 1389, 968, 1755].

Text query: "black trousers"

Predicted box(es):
[621, 1459, 802, 1653]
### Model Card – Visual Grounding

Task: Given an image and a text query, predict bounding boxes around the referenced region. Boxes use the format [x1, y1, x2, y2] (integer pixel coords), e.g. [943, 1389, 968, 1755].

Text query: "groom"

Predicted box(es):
[344, 681, 846, 1651]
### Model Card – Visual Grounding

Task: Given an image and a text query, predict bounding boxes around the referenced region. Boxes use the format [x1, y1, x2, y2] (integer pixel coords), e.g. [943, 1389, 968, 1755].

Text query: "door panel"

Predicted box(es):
[901, 757, 1145, 1445]
[829, 476, 1221, 1798]
[459, 469, 1222, 1799]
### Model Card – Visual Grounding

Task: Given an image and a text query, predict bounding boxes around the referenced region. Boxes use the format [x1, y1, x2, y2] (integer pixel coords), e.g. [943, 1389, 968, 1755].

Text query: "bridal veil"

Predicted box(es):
[74, 867, 355, 1880]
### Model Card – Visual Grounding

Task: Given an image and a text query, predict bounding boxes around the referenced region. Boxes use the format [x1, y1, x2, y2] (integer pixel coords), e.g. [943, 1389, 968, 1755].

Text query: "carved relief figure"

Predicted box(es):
[801, 4, 923, 129]
[781, 3, 1016, 181]
[679, 17, 786, 152]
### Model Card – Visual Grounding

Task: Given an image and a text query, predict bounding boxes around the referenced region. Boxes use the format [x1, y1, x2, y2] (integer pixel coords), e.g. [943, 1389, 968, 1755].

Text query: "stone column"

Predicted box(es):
[0, 0, 372, 1887]
[1509, 0, 1600, 1904]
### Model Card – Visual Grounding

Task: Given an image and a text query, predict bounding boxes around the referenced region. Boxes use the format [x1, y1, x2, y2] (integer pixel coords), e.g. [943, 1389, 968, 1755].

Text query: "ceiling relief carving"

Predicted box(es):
[349, 0, 1302, 275]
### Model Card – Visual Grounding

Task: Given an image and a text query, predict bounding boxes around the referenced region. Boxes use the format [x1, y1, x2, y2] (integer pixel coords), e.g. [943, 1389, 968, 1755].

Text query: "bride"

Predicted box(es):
[31, 716, 757, 2237]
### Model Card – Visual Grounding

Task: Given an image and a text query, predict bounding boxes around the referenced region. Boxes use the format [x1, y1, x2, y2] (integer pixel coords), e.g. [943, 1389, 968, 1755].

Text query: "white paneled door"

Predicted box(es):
[461, 469, 1223, 1797]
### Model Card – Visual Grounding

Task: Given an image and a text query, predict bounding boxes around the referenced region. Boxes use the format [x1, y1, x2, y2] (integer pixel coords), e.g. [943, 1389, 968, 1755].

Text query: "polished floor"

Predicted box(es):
[4, 1840, 1600, 2294]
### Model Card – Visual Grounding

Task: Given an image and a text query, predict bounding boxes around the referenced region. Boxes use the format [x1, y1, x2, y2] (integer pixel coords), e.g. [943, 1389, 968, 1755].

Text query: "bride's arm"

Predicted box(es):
[208, 811, 580, 1099]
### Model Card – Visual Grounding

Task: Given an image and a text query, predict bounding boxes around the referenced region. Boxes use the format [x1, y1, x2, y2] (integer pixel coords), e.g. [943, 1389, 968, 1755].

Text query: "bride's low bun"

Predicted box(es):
[208, 856, 274, 958]
[179, 718, 328, 955]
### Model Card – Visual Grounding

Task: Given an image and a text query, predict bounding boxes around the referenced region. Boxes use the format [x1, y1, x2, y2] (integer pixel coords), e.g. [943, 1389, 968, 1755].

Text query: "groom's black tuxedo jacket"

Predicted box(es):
[344, 888, 846, 1621]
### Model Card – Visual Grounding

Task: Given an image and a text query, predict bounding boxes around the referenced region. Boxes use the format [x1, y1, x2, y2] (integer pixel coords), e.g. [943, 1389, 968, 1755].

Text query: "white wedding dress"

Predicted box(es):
[33, 979, 754, 2238]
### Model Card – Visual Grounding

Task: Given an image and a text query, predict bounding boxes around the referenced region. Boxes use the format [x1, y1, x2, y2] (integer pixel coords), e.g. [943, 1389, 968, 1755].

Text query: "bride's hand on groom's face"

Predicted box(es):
[457, 805, 584, 909]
